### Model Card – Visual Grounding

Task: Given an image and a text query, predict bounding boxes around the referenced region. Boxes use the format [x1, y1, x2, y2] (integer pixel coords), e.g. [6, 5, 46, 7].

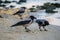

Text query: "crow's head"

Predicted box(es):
[29, 15, 37, 21]
[21, 7, 26, 10]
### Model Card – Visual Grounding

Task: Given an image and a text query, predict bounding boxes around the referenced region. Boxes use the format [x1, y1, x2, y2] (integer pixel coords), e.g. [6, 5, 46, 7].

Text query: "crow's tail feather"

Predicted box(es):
[13, 13, 16, 15]
[10, 24, 19, 27]
[10, 25, 16, 27]
[0, 16, 3, 18]
[10, 22, 21, 27]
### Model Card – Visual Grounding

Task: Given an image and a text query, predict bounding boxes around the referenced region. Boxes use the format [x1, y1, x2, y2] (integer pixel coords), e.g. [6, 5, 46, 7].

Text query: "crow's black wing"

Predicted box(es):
[10, 20, 31, 27]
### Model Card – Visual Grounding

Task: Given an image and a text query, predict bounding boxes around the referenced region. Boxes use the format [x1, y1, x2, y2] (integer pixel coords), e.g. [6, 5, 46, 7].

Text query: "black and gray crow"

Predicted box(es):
[13, 7, 26, 15]
[13, 7, 26, 19]
[36, 19, 50, 31]
[10, 15, 36, 32]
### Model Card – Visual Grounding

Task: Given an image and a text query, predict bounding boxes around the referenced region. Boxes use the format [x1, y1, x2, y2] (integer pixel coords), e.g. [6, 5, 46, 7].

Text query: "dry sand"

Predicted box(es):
[0, 15, 60, 40]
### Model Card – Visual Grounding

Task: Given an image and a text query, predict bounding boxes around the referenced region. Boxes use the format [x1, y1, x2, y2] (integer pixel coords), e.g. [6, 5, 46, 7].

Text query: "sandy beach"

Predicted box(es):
[0, 0, 60, 40]
[0, 16, 60, 40]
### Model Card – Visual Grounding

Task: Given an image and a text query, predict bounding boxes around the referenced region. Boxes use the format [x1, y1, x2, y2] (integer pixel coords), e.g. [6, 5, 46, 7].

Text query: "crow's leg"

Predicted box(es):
[18, 14, 23, 19]
[25, 27, 31, 32]
[38, 25, 42, 31]
[39, 26, 42, 31]
[43, 26, 47, 31]
[24, 25, 31, 32]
